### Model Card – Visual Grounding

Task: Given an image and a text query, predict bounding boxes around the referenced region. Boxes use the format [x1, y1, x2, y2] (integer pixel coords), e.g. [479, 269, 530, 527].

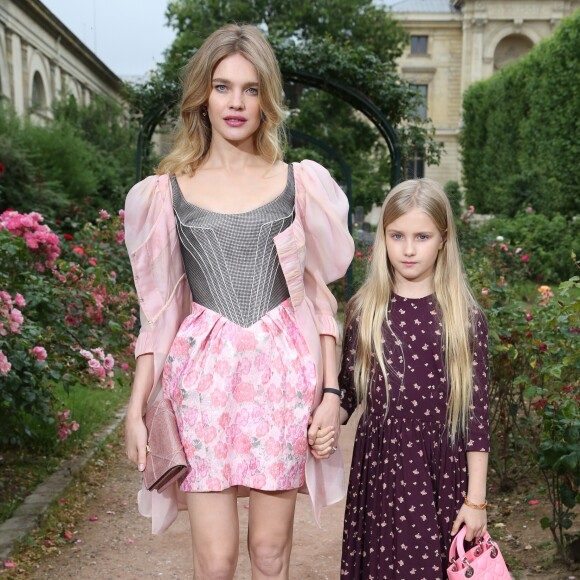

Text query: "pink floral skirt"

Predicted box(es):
[162, 298, 317, 492]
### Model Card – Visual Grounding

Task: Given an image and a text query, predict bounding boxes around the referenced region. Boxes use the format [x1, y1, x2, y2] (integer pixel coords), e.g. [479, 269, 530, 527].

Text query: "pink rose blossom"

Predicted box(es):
[98, 209, 110, 220]
[0, 350, 11, 376]
[521, 254, 529, 262]
[103, 354, 115, 371]
[13, 293, 26, 307]
[481, 288, 489, 295]
[30, 346, 47, 362]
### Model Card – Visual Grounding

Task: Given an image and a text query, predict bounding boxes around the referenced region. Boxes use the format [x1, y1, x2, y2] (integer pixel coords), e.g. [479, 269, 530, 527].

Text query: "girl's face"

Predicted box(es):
[384, 208, 445, 289]
[207, 53, 261, 147]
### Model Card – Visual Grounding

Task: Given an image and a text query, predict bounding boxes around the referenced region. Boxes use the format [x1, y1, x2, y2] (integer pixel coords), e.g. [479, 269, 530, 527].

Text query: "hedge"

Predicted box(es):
[460, 12, 580, 217]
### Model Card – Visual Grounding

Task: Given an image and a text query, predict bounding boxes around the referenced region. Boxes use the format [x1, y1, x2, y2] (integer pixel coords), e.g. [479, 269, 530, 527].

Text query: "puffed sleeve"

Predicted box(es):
[297, 160, 355, 340]
[467, 309, 490, 452]
[339, 312, 359, 422]
[124, 176, 159, 357]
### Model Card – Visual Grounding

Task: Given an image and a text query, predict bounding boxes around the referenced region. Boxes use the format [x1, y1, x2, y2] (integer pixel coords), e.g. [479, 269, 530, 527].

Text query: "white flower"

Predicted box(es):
[496, 235, 504, 242]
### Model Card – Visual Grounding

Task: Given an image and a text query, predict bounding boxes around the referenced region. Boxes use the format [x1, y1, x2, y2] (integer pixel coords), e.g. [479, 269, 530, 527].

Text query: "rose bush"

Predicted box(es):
[0, 208, 136, 446]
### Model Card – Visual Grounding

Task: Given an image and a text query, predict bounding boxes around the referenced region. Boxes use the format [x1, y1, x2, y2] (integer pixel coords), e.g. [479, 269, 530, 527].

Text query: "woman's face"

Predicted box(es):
[206, 53, 261, 147]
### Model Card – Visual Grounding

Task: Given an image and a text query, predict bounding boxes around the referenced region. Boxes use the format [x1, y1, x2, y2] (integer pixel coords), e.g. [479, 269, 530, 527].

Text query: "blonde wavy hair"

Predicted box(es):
[346, 178, 479, 441]
[157, 24, 286, 176]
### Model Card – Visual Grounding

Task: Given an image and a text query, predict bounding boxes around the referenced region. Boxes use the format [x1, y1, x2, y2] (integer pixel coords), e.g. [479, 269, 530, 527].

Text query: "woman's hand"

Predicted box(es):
[307, 393, 341, 459]
[451, 504, 487, 542]
[125, 413, 148, 472]
[308, 424, 335, 459]
[125, 353, 154, 472]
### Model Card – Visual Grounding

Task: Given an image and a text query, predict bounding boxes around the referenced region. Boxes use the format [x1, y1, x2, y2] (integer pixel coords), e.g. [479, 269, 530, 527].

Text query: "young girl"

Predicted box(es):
[123, 24, 353, 579]
[334, 178, 489, 579]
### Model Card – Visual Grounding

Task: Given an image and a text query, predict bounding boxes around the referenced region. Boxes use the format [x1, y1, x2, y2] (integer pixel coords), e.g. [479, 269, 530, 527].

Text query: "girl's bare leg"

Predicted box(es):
[186, 487, 239, 580]
[248, 488, 298, 580]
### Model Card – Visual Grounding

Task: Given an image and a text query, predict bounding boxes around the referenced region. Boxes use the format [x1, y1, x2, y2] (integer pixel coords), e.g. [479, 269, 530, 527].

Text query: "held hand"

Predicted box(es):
[308, 424, 335, 459]
[451, 504, 487, 542]
[125, 414, 148, 472]
[307, 394, 341, 459]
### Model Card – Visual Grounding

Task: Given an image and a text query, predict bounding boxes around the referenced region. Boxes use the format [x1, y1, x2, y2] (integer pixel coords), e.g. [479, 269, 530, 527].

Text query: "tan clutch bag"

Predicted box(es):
[143, 399, 187, 492]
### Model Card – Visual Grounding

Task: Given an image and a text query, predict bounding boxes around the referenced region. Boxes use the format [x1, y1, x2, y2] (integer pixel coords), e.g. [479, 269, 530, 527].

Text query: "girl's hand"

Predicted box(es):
[451, 504, 487, 542]
[308, 424, 335, 459]
[125, 414, 148, 472]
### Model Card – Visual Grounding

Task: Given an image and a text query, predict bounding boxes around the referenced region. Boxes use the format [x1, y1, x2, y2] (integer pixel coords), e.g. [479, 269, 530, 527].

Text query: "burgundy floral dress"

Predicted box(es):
[340, 294, 490, 580]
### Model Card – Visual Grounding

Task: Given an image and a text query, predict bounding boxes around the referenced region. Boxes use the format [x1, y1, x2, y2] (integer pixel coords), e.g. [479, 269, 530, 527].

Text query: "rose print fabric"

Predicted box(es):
[162, 298, 317, 492]
[340, 294, 490, 580]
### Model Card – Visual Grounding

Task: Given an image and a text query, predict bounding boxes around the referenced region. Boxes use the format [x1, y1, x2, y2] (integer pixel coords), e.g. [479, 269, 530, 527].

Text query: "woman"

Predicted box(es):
[124, 24, 354, 579]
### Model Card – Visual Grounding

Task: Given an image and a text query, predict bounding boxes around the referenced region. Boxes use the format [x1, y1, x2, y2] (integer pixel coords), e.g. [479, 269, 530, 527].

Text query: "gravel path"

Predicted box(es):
[28, 415, 359, 579]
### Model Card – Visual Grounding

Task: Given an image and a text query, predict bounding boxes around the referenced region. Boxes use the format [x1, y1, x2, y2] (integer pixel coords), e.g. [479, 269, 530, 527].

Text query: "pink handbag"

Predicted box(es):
[447, 526, 510, 579]
[142, 399, 188, 493]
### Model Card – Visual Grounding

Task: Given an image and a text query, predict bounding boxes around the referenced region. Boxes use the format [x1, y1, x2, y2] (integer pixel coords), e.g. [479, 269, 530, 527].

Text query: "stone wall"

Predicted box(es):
[0, 0, 122, 122]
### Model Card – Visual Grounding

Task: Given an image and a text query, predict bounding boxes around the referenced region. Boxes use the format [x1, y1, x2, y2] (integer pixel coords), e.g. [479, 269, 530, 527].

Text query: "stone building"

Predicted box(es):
[0, 0, 122, 123]
[385, 0, 579, 184]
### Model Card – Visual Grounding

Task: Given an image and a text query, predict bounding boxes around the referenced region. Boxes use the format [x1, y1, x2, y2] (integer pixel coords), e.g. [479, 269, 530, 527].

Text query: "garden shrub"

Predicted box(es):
[0, 208, 136, 447]
[0, 98, 137, 220]
[460, 12, 580, 217]
[476, 211, 579, 283]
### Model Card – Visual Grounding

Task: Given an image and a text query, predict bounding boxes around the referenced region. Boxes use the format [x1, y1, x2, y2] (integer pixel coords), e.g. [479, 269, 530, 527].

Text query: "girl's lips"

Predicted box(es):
[402, 261, 417, 266]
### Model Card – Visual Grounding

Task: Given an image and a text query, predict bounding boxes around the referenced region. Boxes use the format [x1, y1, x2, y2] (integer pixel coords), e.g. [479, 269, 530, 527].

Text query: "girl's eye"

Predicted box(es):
[417, 234, 430, 241]
[214, 84, 227, 92]
[391, 233, 403, 240]
[246, 87, 258, 96]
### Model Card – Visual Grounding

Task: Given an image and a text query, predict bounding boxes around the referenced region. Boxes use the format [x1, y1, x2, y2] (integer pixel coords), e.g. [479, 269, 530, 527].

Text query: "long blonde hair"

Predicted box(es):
[157, 24, 286, 176]
[347, 178, 479, 441]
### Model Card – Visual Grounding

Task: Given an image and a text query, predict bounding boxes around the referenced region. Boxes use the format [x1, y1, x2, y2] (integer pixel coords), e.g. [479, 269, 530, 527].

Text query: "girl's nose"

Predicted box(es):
[404, 240, 415, 256]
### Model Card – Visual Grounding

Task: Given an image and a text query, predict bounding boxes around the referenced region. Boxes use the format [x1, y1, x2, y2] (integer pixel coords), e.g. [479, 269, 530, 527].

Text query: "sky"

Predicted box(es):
[41, 0, 398, 80]
[41, 0, 176, 79]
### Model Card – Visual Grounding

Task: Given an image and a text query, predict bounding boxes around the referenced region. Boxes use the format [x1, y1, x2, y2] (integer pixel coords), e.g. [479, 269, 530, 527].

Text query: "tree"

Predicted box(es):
[127, 0, 442, 208]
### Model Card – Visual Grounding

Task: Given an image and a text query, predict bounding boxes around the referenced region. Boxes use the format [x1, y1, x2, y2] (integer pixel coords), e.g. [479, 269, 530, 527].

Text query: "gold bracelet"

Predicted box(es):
[464, 497, 488, 510]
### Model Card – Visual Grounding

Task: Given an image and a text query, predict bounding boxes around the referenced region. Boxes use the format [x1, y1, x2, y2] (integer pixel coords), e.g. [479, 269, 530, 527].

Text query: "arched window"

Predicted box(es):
[494, 34, 534, 71]
[31, 72, 47, 110]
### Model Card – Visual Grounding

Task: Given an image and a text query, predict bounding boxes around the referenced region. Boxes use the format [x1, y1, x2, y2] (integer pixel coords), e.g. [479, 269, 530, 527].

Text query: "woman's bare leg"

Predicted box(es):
[248, 488, 298, 580]
[186, 487, 239, 579]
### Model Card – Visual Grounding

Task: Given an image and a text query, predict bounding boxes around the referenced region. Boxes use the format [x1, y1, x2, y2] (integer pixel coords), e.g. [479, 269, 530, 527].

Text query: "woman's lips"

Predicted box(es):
[224, 116, 247, 127]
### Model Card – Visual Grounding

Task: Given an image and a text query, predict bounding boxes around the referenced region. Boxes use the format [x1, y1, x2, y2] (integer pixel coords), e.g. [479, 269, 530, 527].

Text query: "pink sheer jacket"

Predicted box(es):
[124, 160, 355, 534]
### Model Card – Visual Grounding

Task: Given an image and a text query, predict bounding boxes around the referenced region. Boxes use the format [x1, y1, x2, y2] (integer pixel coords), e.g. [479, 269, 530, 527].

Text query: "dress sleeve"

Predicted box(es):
[298, 160, 355, 340]
[467, 309, 490, 452]
[339, 313, 359, 422]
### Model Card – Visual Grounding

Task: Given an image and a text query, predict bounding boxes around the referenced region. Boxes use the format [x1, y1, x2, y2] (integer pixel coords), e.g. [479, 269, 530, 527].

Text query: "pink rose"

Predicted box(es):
[13, 293, 26, 307]
[103, 354, 115, 371]
[88, 358, 101, 369]
[30, 346, 47, 362]
[521, 254, 529, 263]
[98, 209, 110, 220]
[0, 350, 11, 376]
